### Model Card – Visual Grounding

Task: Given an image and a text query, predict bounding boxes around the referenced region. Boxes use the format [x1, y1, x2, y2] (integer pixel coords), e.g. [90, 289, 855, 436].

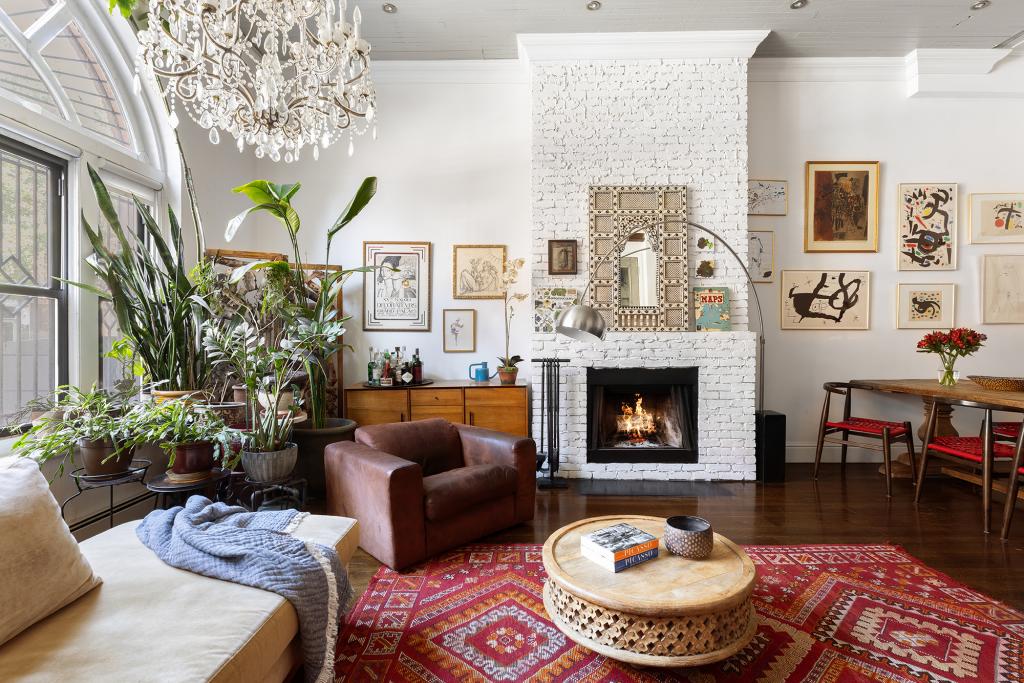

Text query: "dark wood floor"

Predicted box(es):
[345, 463, 1024, 608]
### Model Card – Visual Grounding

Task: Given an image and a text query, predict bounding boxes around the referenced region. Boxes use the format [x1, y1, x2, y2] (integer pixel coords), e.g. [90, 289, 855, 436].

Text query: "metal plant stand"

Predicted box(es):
[233, 475, 308, 512]
[534, 357, 570, 489]
[61, 460, 154, 532]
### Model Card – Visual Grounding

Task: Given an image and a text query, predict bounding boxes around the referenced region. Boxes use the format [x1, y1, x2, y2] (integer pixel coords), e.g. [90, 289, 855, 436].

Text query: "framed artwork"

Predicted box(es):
[982, 254, 1024, 324]
[781, 270, 870, 330]
[547, 240, 578, 275]
[442, 309, 476, 352]
[693, 287, 731, 331]
[696, 259, 715, 278]
[453, 244, 505, 299]
[748, 230, 775, 282]
[896, 283, 955, 329]
[362, 241, 431, 332]
[898, 183, 957, 270]
[533, 287, 579, 332]
[970, 193, 1024, 244]
[696, 235, 716, 251]
[748, 179, 788, 216]
[804, 161, 879, 253]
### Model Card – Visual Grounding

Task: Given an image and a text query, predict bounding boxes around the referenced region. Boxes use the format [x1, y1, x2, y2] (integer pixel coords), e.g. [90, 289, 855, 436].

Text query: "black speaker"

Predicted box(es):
[756, 410, 786, 483]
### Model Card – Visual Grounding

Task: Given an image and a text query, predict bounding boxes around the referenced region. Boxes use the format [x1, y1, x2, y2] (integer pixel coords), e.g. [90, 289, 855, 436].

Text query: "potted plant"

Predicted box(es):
[498, 257, 528, 385]
[13, 386, 137, 477]
[131, 399, 236, 481]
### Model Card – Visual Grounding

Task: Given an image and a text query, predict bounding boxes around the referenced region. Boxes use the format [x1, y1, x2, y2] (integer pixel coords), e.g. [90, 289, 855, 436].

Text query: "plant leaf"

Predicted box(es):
[328, 176, 377, 239]
[228, 259, 290, 284]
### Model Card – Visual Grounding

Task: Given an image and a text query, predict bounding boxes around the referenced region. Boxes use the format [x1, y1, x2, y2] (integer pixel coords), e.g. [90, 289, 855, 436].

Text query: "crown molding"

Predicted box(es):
[371, 60, 528, 85]
[749, 58, 903, 83]
[517, 30, 770, 62]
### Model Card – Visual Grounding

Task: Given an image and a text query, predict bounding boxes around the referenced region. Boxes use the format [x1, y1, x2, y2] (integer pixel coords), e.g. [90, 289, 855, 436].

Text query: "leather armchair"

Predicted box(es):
[325, 418, 536, 570]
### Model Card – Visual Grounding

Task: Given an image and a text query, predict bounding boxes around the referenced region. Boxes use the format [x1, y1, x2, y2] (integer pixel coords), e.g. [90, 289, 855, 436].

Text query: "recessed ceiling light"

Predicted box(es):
[790, 0, 808, 8]
[382, 2, 398, 13]
[970, 0, 991, 8]
[586, 1, 602, 10]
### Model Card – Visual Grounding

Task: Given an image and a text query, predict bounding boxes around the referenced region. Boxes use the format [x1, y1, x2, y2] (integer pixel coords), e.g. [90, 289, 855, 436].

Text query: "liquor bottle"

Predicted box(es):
[371, 354, 382, 385]
[412, 348, 423, 384]
[367, 346, 375, 385]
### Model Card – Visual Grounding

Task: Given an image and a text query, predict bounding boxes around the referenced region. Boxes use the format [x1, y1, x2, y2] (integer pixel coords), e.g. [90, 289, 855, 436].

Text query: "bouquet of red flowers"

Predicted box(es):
[916, 328, 987, 386]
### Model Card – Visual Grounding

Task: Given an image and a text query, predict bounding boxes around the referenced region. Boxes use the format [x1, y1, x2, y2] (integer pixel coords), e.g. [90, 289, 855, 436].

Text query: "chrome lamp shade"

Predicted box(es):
[555, 304, 607, 342]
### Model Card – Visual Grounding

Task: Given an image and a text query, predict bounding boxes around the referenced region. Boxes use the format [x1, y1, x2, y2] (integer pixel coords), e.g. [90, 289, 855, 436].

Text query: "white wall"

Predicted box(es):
[749, 66, 1024, 460]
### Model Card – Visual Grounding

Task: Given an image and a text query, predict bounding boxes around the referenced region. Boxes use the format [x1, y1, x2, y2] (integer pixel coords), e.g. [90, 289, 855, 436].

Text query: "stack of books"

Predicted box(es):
[580, 523, 660, 573]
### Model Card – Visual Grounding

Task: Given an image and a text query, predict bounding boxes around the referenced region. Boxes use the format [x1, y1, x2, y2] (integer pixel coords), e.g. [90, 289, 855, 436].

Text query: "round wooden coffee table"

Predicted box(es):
[542, 515, 757, 668]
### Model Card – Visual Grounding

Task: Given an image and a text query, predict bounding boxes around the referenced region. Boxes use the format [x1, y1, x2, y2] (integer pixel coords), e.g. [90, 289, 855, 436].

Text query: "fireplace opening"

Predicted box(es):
[587, 367, 698, 464]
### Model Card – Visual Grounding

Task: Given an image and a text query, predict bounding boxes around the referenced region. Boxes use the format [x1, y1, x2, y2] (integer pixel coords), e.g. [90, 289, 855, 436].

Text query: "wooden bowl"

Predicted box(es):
[664, 515, 714, 560]
[968, 376, 1024, 392]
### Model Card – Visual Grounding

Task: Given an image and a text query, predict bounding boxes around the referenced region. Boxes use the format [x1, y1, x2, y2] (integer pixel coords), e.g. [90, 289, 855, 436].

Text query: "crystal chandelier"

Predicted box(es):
[136, 0, 376, 162]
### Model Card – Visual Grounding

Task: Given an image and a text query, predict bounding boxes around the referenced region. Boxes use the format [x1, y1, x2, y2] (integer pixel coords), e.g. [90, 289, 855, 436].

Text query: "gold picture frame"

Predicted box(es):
[804, 161, 880, 253]
[452, 244, 506, 300]
[362, 241, 432, 332]
[442, 309, 477, 352]
[897, 183, 957, 271]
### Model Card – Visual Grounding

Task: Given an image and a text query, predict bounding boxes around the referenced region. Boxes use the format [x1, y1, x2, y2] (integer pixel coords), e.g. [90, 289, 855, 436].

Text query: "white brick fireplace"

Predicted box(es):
[521, 32, 767, 481]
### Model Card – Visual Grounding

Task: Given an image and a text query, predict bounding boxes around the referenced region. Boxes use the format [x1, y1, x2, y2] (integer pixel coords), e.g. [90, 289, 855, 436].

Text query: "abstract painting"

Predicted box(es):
[693, 287, 731, 331]
[452, 245, 505, 299]
[748, 230, 775, 282]
[442, 309, 476, 352]
[547, 240, 578, 275]
[696, 259, 716, 278]
[362, 241, 431, 331]
[897, 283, 955, 329]
[533, 287, 579, 332]
[970, 193, 1024, 244]
[748, 179, 787, 215]
[696, 235, 716, 251]
[804, 161, 879, 252]
[781, 270, 870, 330]
[983, 254, 1024, 323]
[898, 183, 957, 270]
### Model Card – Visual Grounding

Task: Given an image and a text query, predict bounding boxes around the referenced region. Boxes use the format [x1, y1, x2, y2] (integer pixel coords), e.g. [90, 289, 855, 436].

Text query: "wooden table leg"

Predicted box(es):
[883, 398, 958, 478]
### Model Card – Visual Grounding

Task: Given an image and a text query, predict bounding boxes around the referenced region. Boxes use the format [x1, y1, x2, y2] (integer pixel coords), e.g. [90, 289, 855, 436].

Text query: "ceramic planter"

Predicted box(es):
[241, 442, 298, 483]
[196, 402, 247, 429]
[77, 438, 132, 476]
[152, 389, 198, 404]
[170, 441, 216, 476]
[498, 368, 519, 385]
[292, 418, 357, 498]
[257, 389, 294, 413]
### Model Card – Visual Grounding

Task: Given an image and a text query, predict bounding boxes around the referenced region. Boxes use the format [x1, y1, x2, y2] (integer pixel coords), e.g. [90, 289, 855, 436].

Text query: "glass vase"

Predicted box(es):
[938, 358, 959, 387]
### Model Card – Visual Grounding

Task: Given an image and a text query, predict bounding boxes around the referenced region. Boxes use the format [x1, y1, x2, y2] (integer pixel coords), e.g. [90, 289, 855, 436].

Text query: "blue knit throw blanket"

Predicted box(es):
[136, 496, 350, 683]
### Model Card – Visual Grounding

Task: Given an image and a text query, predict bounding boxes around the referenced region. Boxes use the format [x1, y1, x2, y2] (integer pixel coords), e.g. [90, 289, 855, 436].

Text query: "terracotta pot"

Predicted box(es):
[78, 438, 132, 476]
[498, 368, 519, 385]
[170, 441, 216, 476]
[241, 443, 298, 484]
[292, 418, 357, 498]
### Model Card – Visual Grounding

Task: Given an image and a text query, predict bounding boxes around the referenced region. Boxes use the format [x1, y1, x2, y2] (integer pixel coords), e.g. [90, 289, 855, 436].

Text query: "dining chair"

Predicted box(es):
[1000, 426, 1024, 540]
[994, 422, 1022, 442]
[813, 382, 916, 498]
[915, 398, 1024, 535]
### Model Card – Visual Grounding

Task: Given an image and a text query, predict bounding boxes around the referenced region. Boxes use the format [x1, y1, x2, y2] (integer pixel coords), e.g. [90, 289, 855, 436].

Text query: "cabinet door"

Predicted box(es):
[410, 388, 466, 423]
[345, 390, 409, 426]
[464, 387, 529, 437]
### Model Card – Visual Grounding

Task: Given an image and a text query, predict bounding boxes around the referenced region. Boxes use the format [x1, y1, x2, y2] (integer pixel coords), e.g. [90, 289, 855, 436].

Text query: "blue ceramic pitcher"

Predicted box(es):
[469, 362, 496, 382]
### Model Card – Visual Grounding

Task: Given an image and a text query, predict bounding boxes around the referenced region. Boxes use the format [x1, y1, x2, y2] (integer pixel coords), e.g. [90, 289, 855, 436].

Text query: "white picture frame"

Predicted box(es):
[748, 179, 788, 216]
[896, 283, 956, 329]
[748, 230, 775, 283]
[970, 193, 1024, 244]
[897, 183, 957, 271]
[982, 254, 1024, 324]
[443, 309, 477, 352]
[362, 241, 432, 332]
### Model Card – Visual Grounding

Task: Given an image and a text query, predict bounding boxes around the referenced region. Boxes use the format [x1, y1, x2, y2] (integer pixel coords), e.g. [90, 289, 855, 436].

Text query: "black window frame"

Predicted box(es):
[0, 133, 68, 435]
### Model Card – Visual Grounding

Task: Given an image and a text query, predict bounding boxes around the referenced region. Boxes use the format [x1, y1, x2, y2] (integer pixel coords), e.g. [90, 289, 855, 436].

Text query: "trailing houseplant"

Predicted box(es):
[917, 328, 987, 387]
[497, 257, 528, 385]
[129, 398, 237, 479]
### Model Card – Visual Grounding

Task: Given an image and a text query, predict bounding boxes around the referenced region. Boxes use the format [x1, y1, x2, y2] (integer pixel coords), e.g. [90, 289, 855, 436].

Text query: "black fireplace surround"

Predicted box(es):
[587, 367, 698, 464]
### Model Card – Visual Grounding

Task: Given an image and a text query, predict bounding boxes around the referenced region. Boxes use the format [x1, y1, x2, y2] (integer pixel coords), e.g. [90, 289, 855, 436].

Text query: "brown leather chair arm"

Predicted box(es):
[454, 424, 536, 523]
[324, 441, 426, 570]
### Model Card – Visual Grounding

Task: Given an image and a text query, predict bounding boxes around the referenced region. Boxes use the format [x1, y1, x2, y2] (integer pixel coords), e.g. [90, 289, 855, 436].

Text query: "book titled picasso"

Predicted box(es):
[693, 286, 731, 331]
[580, 523, 660, 573]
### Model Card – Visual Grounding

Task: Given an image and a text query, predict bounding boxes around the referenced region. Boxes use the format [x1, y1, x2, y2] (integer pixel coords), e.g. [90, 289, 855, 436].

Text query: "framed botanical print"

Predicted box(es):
[453, 244, 505, 299]
[363, 242, 431, 332]
[898, 183, 957, 270]
[982, 254, 1024, 323]
[547, 240, 578, 275]
[443, 309, 476, 352]
[781, 270, 870, 330]
[804, 161, 879, 253]
[970, 193, 1024, 244]
[748, 179, 788, 216]
[897, 283, 955, 329]
[748, 230, 775, 282]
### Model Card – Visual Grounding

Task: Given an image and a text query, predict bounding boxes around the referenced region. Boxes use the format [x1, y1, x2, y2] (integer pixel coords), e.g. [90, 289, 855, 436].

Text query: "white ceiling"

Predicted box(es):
[358, 0, 1024, 60]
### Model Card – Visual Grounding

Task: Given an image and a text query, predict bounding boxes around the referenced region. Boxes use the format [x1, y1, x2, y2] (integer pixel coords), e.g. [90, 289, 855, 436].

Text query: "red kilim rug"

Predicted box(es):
[336, 544, 1024, 682]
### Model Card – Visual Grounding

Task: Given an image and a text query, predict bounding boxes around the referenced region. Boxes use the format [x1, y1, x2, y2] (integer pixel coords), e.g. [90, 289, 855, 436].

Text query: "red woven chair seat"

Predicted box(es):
[825, 417, 907, 436]
[927, 436, 1016, 463]
[994, 422, 1022, 440]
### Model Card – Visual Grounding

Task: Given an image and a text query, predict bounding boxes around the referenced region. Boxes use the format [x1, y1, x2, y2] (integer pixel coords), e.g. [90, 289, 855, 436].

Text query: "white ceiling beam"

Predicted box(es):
[517, 30, 771, 62]
[905, 48, 1021, 97]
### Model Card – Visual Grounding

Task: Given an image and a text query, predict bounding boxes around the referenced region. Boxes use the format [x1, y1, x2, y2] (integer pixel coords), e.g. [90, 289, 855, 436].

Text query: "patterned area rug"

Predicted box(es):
[336, 544, 1024, 682]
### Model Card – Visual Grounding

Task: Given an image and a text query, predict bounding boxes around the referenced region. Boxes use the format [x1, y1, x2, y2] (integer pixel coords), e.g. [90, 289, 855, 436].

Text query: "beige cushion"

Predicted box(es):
[0, 457, 101, 647]
[0, 513, 358, 683]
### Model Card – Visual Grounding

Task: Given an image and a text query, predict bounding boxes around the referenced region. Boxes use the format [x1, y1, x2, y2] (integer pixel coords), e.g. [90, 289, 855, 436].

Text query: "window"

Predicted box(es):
[0, 134, 66, 427]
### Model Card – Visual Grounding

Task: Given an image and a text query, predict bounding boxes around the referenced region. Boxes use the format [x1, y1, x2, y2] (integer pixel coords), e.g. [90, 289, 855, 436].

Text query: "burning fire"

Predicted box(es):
[616, 395, 657, 443]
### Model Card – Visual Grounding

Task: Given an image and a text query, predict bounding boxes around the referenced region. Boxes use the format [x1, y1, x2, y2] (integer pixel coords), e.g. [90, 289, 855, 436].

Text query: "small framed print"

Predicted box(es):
[362, 241, 431, 332]
[748, 230, 775, 282]
[804, 161, 880, 252]
[898, 183, 957, 270]
[443, 309, 476, 352]
[781, 270, 870, 330]
[547, 239, 578, 275]
[748, 179, 788, 216]
[696, 259, 715, 278]
[982, 254, 1024, 323]
[897, 283, 955, 329]
[970, 193, 1024, 244]
[453, 244, 506, 299]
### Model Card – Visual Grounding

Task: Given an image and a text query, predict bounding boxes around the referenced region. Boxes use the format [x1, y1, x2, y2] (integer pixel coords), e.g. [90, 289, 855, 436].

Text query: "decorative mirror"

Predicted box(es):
[589, 185, 688, 331]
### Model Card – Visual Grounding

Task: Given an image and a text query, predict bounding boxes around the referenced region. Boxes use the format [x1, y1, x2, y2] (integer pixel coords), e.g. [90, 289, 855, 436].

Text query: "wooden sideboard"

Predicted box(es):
[344, 380, 530, 437]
